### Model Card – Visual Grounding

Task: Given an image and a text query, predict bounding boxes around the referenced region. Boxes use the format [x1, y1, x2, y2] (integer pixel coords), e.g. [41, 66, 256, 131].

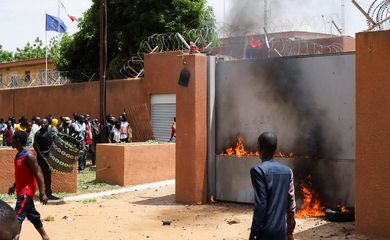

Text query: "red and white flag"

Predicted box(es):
[60, 0, 78, 22]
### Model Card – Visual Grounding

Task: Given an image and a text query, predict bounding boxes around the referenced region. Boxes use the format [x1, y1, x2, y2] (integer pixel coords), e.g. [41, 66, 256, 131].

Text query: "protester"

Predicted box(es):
[15, 116, 28, 132]
[50, 118, 59, 134]
[26, 122, 34, 146]
[119, 114, 130, 142]
[33, 118, 58, 200]
[90, 119, 101, 165]
[169, 117, 176, 142]
[0, 118, 5, 146]
[0, 199, 19, 240]
[109, 120, 121, 143]
[249, 132, 296, 240]
[85, 114, 93, 165]
[59, 116, 72, 134]
[31, 116, 41, 143]
[4, 121, 14, 146]
[105, 115, 114, 143]
[9, 131, 50, 240]
[75, 115, 87, 171]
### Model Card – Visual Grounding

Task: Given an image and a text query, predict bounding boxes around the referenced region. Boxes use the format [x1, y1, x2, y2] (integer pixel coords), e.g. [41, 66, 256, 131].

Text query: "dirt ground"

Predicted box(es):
[19, 185, 384, 240]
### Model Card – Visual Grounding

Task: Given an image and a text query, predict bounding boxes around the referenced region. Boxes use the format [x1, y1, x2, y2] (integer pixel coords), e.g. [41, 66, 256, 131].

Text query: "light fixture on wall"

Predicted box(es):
[178, 68, 190, 87]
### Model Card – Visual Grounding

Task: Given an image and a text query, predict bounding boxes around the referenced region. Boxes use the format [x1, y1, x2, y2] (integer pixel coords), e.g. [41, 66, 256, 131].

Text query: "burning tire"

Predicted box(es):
[324, 208, 355, 222]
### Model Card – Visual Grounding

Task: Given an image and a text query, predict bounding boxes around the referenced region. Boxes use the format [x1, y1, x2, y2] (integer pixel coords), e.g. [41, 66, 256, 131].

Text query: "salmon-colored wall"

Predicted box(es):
[0, 79, 146, 120]
[0, 51, 186, 121]
[175, 54, 208, 204]
[356, 30, 390, 238]
[96, 143, 175, 186]
[0, 148, 77, 193]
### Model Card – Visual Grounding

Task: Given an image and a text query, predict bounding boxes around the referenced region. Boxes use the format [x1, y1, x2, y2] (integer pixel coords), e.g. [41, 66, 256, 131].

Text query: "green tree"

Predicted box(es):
[0, 45, 13, 63]
[56, 0, 215, 81]
[0, 37, 60, 63]
[13, 37, 47, 60]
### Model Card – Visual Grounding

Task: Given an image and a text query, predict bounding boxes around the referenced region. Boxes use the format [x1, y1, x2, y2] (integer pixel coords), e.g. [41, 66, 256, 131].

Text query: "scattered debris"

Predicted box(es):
[62, 216, 75, 221]
[162, 220, 172, 226]
[226, 219, 240, 225]
[44, 215, 55, 222]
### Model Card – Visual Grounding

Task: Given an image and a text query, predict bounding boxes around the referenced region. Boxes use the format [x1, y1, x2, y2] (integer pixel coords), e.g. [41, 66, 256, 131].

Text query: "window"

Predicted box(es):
[25, 71, 31, 82]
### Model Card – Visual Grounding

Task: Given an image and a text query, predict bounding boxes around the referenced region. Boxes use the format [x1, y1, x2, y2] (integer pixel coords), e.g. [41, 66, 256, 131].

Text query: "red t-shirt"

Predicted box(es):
[14, 149, 37, 198]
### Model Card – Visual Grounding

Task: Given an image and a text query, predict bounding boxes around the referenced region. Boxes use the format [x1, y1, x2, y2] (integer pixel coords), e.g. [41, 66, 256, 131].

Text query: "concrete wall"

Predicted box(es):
[175, 54, 208, 204]
[356, 30, 390, 238]
[0, 52, 183, 120]
[0, 148, 77, 193]
[96, 143, 175, 186]
[0, 79, 146, 120]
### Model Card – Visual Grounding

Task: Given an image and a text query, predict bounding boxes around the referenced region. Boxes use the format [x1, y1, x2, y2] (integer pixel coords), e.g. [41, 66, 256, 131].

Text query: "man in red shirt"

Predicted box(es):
[8, 131, 50, 240]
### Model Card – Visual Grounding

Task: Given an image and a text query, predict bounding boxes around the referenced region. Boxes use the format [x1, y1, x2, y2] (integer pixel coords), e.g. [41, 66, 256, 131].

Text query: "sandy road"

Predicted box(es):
[19, 185, 383, 240]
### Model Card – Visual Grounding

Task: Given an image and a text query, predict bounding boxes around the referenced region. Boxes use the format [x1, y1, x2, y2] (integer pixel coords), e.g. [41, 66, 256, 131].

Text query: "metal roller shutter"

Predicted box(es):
[151, 94, 176, 142]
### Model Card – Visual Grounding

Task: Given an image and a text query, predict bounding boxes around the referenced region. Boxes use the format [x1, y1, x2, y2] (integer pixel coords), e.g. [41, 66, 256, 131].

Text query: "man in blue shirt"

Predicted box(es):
[249, 132, 296, 240]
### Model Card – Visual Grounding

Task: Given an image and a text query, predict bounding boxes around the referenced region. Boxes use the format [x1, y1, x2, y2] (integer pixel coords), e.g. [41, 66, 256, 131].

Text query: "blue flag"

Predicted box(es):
[46, 14, 67, 33]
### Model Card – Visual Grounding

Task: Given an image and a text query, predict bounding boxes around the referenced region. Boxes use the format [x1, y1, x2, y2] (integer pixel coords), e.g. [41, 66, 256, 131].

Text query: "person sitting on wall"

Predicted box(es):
[0, 199, 20, 240]
[249, 132, 296, 240]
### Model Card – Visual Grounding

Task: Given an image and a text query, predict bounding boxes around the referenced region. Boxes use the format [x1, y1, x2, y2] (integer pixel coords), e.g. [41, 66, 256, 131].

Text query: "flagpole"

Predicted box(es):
[45, 21, 48, 84]
[58, 0, 61, 36]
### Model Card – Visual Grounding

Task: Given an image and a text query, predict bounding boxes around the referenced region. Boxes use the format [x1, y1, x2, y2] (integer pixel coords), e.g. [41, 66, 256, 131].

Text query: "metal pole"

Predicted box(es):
[99, 0, 107, 141]
[264, 0, 268, 30]
[351, 0, 376, 26]
[58, 0, 60, 35]
[45, 29, 48, 84]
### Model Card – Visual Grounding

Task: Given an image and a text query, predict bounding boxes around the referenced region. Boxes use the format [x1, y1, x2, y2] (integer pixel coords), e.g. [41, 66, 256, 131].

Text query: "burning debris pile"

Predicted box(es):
[219, 136, 351, 219]
[296, 176, 325, 218]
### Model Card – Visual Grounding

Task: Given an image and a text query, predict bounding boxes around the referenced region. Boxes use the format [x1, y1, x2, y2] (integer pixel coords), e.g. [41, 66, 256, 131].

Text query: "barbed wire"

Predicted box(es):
[121, 27, 218, 78]
[368, 0, 390, 30]
[216, 15, 342, 39]
[0, 70, 99, 89]
[270, 38, 344, 57]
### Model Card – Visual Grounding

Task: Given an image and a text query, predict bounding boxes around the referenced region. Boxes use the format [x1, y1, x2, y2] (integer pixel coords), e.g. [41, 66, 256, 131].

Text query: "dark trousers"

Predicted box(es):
[78, 145, 87, 171]
[15, 195, 43, 229]
[89, 144, 96, 165]
[37, 154, 52, 196]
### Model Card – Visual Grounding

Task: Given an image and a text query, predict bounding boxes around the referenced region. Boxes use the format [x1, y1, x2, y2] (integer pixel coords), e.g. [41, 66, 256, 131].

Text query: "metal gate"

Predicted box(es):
[151, 94, 176, 142]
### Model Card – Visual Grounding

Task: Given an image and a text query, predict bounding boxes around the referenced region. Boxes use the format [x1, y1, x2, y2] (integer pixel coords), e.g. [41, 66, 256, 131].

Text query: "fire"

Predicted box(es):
[223, 136, 259, 157]
[337, 205, 349, 213]
[296, 176, 325, 218]
[221, 136, 294, 157]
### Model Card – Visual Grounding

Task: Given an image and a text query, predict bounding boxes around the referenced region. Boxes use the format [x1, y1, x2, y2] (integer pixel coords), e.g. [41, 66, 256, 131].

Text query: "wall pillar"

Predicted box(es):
[175, 54, 208, 204]
[356, 30, 390, 238]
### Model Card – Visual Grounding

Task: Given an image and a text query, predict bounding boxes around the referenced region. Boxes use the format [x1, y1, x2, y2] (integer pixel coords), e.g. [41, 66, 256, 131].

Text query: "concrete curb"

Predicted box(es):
[45, 179, 175, 205]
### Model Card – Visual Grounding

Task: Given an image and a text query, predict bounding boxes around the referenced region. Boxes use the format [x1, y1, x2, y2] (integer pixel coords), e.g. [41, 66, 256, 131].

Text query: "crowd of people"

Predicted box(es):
[0, 112, 133, 193]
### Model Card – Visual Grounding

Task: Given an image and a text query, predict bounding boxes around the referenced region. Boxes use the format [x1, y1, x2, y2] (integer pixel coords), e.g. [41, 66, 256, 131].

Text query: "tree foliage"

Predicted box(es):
[0, 45, 13, 63]
[55, 0, 215, 81]
[0, 37, 59, 63]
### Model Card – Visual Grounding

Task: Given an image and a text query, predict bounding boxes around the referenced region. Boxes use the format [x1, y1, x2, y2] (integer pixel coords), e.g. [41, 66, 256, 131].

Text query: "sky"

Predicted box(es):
[0, 0, 376, 51]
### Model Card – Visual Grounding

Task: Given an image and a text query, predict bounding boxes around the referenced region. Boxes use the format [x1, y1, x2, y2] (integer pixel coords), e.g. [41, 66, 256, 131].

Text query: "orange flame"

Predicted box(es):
[221, 136, 294, 157]
[337, 205, 349, 213]
[222, 136, 259, 157]
[296, 177, 325, 218]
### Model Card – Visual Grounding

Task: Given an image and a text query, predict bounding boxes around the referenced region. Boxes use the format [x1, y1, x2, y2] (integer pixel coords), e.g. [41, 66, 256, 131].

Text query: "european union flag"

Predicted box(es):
[46, 14, 67, 33]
